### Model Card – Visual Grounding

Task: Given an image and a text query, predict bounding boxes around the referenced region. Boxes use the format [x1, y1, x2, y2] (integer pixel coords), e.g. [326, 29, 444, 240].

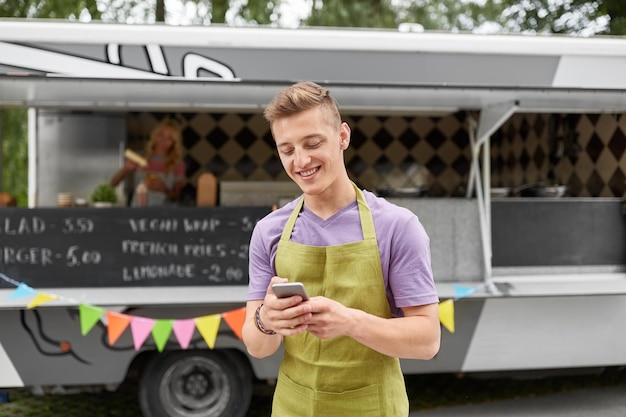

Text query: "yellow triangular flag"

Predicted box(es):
[26, 292, 59, 309]
[195, 314, 221, 349]
[438, 299, 455, 333]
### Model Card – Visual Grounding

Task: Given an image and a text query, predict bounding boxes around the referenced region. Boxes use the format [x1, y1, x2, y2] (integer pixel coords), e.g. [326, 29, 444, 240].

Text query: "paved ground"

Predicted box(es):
[410, 384, 626, 417]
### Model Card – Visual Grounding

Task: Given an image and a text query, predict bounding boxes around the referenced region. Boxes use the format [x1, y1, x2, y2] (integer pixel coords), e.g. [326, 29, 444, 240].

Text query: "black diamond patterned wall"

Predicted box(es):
[492, 113, 626, 198]
[127, 110, 625, 203]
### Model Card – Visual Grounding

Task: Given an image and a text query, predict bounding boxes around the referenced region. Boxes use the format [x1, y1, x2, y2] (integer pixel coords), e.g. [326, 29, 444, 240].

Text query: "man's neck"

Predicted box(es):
[303, 179, 356, 220]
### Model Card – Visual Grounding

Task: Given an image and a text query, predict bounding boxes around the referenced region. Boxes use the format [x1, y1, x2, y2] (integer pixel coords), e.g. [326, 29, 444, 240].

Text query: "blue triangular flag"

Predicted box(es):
[6, 282, 36, 300]
[452, 284, 477, 300]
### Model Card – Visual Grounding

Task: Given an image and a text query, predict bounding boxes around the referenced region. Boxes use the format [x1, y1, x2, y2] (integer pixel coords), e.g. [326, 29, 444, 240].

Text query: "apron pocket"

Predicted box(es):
[273, 372, 381, 417]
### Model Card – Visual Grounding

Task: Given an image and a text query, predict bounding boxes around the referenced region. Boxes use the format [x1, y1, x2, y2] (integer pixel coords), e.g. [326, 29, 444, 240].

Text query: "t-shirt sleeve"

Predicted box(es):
[388, 213, 439, 308]
[247, 220, 275, 301]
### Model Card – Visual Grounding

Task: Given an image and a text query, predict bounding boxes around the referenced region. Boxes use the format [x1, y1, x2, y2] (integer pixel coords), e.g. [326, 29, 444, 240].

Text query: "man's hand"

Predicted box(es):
[260, 277, 312, 336]
[302, 297, 354, 339]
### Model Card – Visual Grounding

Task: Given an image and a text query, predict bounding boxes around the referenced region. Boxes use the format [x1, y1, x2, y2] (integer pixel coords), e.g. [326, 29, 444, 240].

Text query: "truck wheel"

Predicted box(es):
[139, 350, 252, 417]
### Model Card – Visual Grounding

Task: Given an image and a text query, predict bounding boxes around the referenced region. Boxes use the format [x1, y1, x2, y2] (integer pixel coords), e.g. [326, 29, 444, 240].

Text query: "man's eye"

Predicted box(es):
[307, 142, 321, 149]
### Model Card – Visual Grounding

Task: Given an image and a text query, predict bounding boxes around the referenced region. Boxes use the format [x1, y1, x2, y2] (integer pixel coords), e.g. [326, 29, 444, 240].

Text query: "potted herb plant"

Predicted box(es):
[91, 183, 118, 207]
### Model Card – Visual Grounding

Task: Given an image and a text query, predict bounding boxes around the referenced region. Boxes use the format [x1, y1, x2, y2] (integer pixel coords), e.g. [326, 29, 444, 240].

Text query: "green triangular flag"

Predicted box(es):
[79, 304, 105, 336]
[151, 319, 174, 352]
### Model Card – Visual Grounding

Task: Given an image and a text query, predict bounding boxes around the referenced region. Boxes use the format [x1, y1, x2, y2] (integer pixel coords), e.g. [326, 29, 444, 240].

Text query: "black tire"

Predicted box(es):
[138, 349, 252, 417]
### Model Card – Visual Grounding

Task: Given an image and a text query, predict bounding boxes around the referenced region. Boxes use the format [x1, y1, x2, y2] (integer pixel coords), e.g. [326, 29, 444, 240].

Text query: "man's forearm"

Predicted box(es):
[346, 304, 441, 360]
[242, 301, 283, 358]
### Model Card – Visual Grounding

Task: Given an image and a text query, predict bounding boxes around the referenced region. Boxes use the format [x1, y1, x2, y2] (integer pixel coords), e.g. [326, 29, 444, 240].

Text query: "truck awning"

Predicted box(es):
[3, 75, 626, 114]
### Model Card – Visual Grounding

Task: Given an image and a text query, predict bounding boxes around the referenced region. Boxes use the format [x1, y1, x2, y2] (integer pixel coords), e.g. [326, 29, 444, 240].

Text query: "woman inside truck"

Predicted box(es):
[110, 117, 186, 206]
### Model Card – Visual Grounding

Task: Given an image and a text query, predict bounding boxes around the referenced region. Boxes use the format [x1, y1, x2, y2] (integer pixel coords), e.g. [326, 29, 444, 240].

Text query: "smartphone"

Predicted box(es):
[272, 282, 309, 301]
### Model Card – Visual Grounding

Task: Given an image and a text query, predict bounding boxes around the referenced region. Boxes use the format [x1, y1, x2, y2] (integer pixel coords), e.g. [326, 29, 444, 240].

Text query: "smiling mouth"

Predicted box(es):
[299, 167, 319, 178]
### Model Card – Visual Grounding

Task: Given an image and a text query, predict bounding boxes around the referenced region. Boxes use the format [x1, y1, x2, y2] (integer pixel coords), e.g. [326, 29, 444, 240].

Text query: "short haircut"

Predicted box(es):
[264, 81, 341, 129]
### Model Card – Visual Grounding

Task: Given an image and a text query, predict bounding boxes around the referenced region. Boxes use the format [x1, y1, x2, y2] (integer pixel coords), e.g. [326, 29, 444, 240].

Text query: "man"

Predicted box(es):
[242, 81, 440, 416]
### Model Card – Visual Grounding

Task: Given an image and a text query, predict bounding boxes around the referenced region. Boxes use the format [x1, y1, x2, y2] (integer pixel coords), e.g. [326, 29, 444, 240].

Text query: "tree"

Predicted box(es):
[303, 0, 619, 36]
[1, 109, 28, 206]
[399, 0, 491, 32]
[0, 0, 100, 19]
[396, 0, 620, 36]
[94, 0, 281, 25]
[600, 0, 626, 35]
[306, 0, 397, 28]
[496, 0, 606, 35]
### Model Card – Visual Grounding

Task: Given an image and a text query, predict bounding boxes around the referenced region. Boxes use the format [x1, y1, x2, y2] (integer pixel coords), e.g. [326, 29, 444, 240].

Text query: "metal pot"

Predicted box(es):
[376, 186, 427, 198]
[514, 183, 568, 197]
[535, 185, 568, 197]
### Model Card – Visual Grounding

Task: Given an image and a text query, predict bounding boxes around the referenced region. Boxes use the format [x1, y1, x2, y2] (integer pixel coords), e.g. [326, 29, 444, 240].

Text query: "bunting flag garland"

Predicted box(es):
[1, 271, 489, 350]
[0, 272, 249, 353]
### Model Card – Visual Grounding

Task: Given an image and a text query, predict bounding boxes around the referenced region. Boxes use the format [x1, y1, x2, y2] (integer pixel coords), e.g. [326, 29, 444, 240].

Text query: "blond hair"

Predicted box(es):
[264, 81, 342, 129]
[145, 117, 183, 172]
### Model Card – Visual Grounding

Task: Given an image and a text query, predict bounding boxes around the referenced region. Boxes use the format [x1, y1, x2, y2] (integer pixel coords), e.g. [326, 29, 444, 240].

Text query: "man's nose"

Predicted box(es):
[294, 148, 310, 167]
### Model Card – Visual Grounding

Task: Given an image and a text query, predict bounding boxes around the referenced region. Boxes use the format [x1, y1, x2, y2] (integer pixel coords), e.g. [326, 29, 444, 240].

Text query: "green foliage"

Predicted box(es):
[0, 0, 100, 19]
[495, 0, 605, 34]
[0, 0, 619, 36]
[401, 0, 490, 32]
[91, 183, 118, 203]
[600, 0, 626, 35]
[399, 0, 610, 35]
[238, 0, 280, 25]
[1, 109, 28, 207]
[306, 0, 398, 28]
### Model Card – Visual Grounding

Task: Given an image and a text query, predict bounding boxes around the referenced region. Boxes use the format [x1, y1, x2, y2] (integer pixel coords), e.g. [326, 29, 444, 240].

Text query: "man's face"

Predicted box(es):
[272, 106, 350, 197]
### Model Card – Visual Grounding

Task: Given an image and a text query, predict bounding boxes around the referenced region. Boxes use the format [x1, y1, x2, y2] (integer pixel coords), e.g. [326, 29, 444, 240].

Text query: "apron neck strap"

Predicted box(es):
[280, 183, 376, 241]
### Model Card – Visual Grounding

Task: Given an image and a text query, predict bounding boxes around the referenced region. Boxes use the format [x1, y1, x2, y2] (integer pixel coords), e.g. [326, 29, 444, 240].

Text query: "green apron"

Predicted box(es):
[273, 185, 409, 417]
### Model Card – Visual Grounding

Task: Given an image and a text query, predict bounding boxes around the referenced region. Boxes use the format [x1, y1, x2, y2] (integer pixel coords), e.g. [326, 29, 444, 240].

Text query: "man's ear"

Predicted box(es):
[339, 122, 351, 150]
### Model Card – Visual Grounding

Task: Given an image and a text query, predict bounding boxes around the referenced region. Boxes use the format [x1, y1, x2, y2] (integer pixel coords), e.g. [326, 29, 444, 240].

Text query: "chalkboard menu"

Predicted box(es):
[0, 207, 271, 288]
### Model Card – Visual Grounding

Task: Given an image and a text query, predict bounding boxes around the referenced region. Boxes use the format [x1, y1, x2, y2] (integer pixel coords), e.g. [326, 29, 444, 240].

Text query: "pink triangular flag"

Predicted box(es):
[172, 319, 196, 350]
[130, 316, 156, 351]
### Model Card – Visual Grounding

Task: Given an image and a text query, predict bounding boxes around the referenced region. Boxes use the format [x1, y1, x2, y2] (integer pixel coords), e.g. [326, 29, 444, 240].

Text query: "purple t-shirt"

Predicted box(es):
[247, 189, 439, 317]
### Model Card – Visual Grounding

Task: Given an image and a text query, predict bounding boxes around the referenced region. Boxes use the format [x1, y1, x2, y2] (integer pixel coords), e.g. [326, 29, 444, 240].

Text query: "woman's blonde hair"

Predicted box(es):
[264, 81, 342, 129]
[145, 117, 183, 172]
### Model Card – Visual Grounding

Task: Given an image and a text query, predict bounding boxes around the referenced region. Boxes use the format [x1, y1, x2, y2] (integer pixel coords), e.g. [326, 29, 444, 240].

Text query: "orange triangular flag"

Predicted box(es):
[195, 314, 221, 349]
[438, 299, 455, 333]
[106, 311, 132, 345]
[27, 292, 59, 309]
[222, 307, 246, 340]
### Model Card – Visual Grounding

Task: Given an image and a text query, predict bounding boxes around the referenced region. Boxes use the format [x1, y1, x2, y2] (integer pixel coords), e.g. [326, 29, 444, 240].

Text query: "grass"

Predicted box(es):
[1, 367, 626, 417]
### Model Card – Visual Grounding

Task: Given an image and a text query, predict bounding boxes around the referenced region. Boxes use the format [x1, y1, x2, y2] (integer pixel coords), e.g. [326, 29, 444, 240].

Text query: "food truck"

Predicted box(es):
[0, 19, 625, 417]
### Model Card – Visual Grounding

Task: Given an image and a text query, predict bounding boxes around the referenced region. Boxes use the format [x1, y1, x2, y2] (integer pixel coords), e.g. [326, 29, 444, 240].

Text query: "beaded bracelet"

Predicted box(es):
[255, 303, 276, 335]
